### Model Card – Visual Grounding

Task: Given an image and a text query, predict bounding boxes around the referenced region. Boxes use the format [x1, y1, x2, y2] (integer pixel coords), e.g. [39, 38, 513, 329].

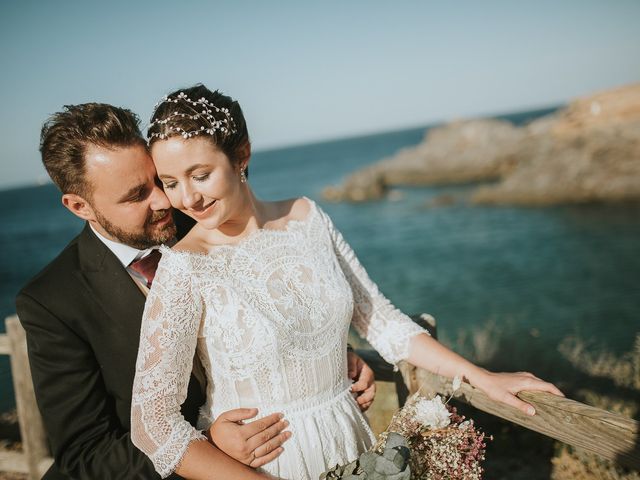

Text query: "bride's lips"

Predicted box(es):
[190, 200, 217, 219]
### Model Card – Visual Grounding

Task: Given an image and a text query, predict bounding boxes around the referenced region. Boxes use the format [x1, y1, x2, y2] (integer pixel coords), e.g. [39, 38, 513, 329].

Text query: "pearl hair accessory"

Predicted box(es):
[147, 91, 237, 142]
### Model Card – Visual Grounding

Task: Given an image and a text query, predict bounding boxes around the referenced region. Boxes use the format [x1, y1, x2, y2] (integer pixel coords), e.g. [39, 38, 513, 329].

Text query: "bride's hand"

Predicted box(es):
[207, 408, 292, 468]
[467, 368, 564, 416]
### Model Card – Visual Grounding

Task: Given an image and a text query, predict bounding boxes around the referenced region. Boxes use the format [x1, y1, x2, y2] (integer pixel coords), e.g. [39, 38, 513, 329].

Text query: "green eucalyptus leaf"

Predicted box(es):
[359, 451, 379, 472]
[384, 432, 408, 450]
[391, 447, 411, 470]
[344, 460, 360, 475]
[374, 455, 402, 475]
[388, 469, 411, 480]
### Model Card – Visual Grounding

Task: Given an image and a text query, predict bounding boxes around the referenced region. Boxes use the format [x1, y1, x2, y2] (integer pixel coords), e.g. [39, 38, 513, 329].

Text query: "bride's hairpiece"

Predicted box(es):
[147, 91, 237, 142]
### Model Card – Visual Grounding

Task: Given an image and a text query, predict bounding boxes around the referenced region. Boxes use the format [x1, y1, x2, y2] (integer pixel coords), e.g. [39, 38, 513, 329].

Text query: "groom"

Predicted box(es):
[16, 103, 376, 479]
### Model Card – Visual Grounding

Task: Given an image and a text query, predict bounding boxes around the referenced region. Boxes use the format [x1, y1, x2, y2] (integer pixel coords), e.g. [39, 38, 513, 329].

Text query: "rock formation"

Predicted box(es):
[323, 84, 640, 206]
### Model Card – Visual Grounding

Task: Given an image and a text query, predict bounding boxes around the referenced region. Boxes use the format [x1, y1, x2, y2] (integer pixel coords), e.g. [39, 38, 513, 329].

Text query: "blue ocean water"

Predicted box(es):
[1, 108, 639, 412]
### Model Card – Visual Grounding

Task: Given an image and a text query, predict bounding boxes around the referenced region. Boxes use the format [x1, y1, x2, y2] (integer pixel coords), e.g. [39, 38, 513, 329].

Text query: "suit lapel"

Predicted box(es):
[76, 224, 146, 337]
[75, 224, 206, 410]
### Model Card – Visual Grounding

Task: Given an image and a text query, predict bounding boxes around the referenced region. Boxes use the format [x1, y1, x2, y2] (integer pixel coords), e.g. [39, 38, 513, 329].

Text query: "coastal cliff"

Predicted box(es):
[323, 84, 640, 205]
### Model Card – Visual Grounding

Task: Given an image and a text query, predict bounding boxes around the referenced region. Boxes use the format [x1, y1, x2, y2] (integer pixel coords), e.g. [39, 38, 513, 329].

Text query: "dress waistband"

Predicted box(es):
[211, 381, 355, 419]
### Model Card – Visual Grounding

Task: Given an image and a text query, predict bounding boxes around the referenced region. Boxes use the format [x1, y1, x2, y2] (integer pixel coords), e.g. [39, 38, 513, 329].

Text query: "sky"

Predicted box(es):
[1, 0, 639, 189]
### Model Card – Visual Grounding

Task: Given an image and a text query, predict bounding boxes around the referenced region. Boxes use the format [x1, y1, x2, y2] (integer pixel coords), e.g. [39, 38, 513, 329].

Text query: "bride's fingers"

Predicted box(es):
[499, 391, 536, 416]
[525, 379, 565, 397]
[250, 446, 285, 469]
[512, 375, 565, 398]
[247, 419, 290, 451]
[242, 412, 285, 438]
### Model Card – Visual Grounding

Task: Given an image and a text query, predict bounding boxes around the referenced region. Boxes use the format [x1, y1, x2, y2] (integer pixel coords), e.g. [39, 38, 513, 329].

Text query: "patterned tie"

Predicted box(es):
[128, 249, 162, 288]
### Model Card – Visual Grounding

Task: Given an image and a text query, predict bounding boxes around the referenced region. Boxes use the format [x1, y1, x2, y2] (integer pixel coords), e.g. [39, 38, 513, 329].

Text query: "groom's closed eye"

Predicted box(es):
[119, 184, 150, 203]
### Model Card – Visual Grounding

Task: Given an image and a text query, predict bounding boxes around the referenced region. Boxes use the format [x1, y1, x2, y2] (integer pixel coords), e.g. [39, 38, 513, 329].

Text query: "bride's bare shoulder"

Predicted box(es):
[172, 231, 209, 255]
[278, 196, 311, 222]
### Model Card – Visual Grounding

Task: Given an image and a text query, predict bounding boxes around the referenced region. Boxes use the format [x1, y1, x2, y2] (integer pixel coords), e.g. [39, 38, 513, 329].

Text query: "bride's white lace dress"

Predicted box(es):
[131, 198, 431, 479]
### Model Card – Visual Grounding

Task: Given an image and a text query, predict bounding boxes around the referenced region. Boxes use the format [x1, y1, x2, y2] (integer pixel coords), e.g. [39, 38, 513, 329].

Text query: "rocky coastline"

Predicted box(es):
[322, 84, 640, 206]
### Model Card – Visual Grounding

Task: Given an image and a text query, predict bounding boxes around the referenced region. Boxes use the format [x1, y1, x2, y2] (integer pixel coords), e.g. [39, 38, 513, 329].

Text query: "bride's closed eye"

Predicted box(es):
[161, 173, 209, 190]
[193, 173, 210, 182]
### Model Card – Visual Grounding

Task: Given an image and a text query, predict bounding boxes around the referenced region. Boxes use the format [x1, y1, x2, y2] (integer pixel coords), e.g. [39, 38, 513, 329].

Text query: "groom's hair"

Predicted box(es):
[40, 103, 147, 198]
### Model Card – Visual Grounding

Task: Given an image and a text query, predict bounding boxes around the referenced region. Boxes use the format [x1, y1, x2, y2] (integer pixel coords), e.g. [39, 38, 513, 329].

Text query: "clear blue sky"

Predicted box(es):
[1, 0, 639, 189]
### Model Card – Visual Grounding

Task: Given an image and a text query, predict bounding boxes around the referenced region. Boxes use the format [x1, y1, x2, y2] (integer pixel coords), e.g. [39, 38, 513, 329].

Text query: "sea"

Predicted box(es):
[1, 107, 639, 412]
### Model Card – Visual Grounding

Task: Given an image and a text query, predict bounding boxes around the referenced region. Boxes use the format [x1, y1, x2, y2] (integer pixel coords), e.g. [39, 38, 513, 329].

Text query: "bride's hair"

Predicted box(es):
[147, 84, 251, 175]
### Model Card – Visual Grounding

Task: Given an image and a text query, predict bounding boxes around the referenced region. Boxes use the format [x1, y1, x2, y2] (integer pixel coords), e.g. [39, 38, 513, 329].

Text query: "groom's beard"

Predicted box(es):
[94, 208, 177, 250]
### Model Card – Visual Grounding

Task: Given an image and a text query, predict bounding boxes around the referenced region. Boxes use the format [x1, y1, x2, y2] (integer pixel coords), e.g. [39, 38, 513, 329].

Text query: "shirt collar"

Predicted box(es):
[89, 224, 157, 267]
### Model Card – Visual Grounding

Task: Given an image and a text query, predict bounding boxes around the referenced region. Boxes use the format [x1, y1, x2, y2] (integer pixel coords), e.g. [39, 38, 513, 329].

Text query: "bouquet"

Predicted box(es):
[321, 377, 489, 479]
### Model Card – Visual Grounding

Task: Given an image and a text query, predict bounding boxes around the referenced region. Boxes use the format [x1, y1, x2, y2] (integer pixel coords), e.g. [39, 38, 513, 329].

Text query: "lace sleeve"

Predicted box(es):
[317, 206, 432, 365]
[130, 248, 207, 478]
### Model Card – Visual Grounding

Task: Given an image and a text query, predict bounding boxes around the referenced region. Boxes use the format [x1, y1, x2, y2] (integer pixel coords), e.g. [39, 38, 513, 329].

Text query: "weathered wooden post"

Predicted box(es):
[5, 315, 53, 479]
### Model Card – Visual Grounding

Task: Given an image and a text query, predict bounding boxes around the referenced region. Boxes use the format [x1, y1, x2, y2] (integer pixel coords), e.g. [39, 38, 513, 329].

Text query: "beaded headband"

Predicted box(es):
[147, 91, 237, 142]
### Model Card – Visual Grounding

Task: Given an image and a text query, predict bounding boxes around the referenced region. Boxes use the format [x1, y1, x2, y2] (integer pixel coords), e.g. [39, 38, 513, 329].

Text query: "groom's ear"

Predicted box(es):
[61, 193, 97, 222]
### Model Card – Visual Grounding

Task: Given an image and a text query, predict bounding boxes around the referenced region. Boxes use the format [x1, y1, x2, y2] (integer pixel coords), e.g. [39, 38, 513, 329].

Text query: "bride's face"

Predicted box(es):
[151, 136, 247, 229]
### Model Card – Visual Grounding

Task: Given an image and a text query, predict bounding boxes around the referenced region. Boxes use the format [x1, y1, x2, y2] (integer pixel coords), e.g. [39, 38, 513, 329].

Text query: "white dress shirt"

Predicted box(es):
[89, 224, 165, 291]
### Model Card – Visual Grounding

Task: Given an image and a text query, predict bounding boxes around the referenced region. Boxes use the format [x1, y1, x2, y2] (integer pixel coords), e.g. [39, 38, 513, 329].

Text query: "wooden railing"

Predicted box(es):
[357, 314, 640, 472]
[397, 365, 640, 470]
[1, 313, 639, 478]
[0, 315, 53, 479]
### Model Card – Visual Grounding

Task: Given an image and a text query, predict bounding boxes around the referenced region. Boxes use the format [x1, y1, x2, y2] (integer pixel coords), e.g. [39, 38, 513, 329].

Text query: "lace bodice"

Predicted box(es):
[131, 198, 431, 477]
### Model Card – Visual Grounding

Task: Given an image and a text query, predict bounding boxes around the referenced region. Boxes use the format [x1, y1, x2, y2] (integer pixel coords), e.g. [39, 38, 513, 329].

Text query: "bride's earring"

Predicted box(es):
[240, 168, 247, 184]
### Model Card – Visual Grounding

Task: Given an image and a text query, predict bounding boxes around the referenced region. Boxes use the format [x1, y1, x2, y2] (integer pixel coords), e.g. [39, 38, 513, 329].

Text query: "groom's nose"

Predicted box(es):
[149, 183, 171, 211]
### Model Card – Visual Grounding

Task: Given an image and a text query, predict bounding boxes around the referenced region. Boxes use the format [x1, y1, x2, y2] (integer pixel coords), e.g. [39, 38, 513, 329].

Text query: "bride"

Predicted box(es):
[130, 84, 563, 480]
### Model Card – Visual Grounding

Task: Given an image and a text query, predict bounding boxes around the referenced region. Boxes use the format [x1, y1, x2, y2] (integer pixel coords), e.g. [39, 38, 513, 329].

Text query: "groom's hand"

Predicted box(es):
[347, 351, 376, 412]
[207, 408, 292, 468]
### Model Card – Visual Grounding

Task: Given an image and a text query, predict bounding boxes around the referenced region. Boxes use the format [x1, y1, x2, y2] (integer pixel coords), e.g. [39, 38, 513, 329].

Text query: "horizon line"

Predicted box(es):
[0, 101, 562, 193]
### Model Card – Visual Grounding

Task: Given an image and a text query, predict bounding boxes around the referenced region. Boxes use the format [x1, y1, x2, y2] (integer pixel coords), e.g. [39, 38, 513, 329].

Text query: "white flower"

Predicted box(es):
[452, 375, 462, 392]
[413, 395, 451, 429]
[458, 420, 471, 429]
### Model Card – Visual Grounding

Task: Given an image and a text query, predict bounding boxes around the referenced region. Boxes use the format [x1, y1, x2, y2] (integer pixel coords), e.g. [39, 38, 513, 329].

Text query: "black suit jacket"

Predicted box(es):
[16, 222, 205, 479]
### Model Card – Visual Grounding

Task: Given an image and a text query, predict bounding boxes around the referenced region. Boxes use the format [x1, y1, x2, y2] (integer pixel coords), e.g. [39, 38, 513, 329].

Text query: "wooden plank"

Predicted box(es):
[0, 334, 10, 355]
[0, 450, 28, 474]
[38, 457, 54, 477]
[6, 315, 51, 480]
[401, 366, 640, 471]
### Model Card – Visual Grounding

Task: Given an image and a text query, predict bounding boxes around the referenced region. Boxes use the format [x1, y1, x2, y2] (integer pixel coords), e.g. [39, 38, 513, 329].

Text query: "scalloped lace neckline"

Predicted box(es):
[165, 196, 317, 257]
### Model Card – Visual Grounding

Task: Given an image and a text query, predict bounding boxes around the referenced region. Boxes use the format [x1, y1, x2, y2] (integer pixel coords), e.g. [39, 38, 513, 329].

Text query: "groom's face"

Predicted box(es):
[84, 144, 177, 249]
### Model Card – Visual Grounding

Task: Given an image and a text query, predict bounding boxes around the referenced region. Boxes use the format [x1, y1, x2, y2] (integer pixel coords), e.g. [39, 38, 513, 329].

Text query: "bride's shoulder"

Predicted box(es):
[171, 235, 208, 255]
[271, 196, 315, 223]
[288, 196, 314, 220]
[158, 234, 209, 266]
